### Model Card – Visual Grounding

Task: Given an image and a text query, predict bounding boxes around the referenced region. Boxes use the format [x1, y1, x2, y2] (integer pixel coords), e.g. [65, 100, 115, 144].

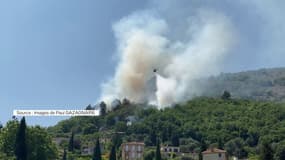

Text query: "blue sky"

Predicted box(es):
[0, 0, 284, 127]
[0, 0, 146, 126]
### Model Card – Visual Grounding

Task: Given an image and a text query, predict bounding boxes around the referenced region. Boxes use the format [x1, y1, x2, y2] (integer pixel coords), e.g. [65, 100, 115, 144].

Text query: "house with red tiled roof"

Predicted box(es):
[202, 148, 227, 160]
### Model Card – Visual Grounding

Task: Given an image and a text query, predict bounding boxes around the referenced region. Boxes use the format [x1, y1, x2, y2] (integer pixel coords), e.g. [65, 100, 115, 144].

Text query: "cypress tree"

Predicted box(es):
[155, 139, 161, 160]
[62, 149, 67, 160]
[109, 145, 116, 160]
[15, 117, 27, 160]
[199, 140, 207, 160]
[93, 138, 102, 160]
[0, 121, 3, 129]
[68, 132, 74, 152]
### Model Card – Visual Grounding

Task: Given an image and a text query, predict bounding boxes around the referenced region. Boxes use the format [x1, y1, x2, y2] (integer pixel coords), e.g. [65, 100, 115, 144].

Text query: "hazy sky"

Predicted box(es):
[0, 0, 284, 126]
[0, 0, 146, 126]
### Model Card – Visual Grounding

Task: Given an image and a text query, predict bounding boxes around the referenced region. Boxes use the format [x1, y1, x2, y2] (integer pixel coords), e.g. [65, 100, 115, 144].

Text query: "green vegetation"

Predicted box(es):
[109, 146, 116, 160]
[156, 139, 161, 160]
[47, 96, 285, 159]
[68, 132, 74, 152]
[62, 149, 67, 160]
[2, 96, 285, 159]
[260, 142, 273, 160]
[93, 138, 102, 160]
[0, 118, 58, 160]
[221, 90, 231, 100]
[2, 68, 285, 159]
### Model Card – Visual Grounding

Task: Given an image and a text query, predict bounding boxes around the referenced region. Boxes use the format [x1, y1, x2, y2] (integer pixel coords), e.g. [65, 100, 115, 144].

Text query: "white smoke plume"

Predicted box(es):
[100, 8, 236, 108]
[98, 0, 285, 108]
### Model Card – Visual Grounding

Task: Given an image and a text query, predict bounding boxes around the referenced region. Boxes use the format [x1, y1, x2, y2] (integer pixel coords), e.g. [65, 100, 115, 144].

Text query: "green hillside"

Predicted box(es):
[3, 67, 285, 159]
[48, 97, 285, 159]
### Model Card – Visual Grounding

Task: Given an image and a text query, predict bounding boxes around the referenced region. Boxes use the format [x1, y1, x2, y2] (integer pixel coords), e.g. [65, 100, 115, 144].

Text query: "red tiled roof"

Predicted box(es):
[121, 142, 145, 146]
[202, 148, 226, 154]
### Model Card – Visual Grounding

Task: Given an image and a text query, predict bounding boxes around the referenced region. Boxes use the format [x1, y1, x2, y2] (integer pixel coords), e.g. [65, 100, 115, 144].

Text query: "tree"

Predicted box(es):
[218, 138, 223, 149]
[150, 131, 157, 146]
[15, 117, 27, 160]
[112, 134, 122, 149]
[155, 139, 161, 160]
[222, 90, 231, 100]
[171, 133, 180, 146]
[109, 145, 116, 160]
[122, 98, 130, 105]
[26, 126, 58, 160]
[93, 138, 102, 160]
[199, 140, 207, 160]
[85, 104, 93, 110]
[62, 149, 67, 160]
[225, 138, 247, 158]
[100, 101, 107, 116]
[274, 142, 285, 160]
[144, 150, 155, 160]
[0, 120, 19, 156]
[260, 142, 273, 160]
[1, 120, 57, 160]
[68, 132, 74, 152]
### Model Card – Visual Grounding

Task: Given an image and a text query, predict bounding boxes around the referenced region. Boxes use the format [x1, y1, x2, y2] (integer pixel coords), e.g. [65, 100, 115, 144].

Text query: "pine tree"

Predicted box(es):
[68, 132, 74, 152]
[15, 117, 27, 160]
[109, 145, 116, 160]
[62, 149, 67, 160]
[155, 139, 161, 160]
[93, 138, 102, 160]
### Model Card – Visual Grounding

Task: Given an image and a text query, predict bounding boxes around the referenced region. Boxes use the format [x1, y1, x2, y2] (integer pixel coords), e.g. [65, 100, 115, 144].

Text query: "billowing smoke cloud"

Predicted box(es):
[100, 8, 236, 108]
[99, 0, 285, 108]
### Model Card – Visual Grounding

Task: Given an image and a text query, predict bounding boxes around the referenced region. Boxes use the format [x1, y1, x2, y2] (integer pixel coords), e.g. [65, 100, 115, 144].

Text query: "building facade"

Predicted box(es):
[161, 146, 199, 160]
[202, 148, 227, 160]
[121, 142, 144, 160]
[161, 146, 180, 158]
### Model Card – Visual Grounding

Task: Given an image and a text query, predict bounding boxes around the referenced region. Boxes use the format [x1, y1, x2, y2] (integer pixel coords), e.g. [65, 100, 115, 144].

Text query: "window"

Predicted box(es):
[132, 145, 135, 151]
[218, 153, 222, 157]
[125, 145, 128, 151]
[138, 145, 141, 151]
[132, 152, 135, 158]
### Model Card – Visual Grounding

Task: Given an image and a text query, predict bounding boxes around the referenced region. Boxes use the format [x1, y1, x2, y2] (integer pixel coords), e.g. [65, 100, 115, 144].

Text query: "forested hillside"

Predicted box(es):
[48, 97, 285, 159]
[3, 67, 285, 159]
[200, 67, 285, 102]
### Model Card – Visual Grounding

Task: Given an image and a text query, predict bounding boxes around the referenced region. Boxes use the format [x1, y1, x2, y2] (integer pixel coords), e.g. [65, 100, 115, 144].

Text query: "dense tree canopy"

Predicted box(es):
[0, 118, 58, 160]
[47, 97, 285, 159]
